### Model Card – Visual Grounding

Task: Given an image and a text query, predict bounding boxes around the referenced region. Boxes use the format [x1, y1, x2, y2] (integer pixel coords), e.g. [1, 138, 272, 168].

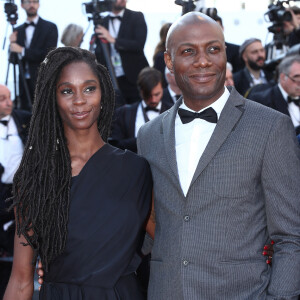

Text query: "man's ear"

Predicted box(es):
[164, 51, 174, 74]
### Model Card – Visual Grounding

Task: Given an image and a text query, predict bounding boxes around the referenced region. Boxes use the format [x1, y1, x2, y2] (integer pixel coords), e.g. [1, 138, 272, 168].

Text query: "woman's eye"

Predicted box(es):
[85, 86, 96, 93]
[61, 88, 72, 95]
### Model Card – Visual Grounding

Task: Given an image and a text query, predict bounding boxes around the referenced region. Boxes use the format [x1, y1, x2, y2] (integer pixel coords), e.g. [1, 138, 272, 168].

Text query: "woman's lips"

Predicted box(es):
[72, 111, 90, 119]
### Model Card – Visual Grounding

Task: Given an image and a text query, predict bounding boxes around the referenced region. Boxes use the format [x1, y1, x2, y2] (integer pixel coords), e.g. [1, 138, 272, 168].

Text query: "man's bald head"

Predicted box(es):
[166, 12, 225, 56]
[0, 84, 13, 119]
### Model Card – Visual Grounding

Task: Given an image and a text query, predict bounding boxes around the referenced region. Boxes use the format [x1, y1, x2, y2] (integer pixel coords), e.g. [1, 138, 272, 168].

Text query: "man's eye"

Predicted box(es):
[85, 86, 96, 93]
[182, 48, 193, 54]
[208, 46, 220, 53]
[61, 88, 72, 94]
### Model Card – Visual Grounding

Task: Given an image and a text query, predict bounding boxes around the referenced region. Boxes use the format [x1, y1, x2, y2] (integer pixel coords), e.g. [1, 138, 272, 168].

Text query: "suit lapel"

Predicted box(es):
[30, 17, 43, 48]
[162, 99, 182, 186]
[273, 86, 290, 116]
[189, 88, 245, 188]
[17, 24, 26, 47]
[117, 9, 128, 38]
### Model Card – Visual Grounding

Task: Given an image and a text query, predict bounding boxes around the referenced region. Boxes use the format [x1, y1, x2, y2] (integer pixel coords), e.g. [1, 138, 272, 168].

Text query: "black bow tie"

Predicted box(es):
[0, 120, 8, 126]
[287, 96, 300, 107]
[145, 106, 159, 112]
[24, 22, 36, 28]
[178, 107, 218, 124]
[110, 16, 122, 21]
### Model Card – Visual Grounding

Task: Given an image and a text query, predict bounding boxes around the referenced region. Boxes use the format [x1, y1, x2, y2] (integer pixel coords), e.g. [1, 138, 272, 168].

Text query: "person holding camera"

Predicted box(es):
[9, 0, 58, 111]
[286, 6, 300, 47]
[94, 0, 149, 104]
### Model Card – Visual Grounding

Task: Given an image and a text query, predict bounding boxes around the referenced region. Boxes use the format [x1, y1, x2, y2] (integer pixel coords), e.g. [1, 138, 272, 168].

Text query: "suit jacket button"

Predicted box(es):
[184, 215, 190, 222]
[183, 260, 189, 266]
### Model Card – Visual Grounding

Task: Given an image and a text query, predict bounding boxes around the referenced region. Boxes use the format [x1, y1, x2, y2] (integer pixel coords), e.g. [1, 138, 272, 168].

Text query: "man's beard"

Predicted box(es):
[248, 58, 264, 71]
[26, 9, 37, 17]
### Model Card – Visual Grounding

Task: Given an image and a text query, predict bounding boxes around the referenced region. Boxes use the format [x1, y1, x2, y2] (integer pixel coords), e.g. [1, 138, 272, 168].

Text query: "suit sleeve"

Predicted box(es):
[261, 114, 300, 298]
[115, 12, 147, 52]
[110, 107, 137, 152]
[24, 23, 58, 63]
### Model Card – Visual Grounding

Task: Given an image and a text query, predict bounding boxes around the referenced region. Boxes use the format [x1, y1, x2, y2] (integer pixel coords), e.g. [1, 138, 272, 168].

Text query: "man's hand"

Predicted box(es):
[9, 31, 17, 43]
[36, 260, 44, 290]
[263, 240, 274, 266]
[95, 25, 116, 44]
[10, 43, 23, 54]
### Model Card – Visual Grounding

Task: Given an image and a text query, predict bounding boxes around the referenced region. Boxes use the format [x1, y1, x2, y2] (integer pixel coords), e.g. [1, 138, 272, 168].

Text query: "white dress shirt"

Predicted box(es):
[175, 88, 230, 196]
[108, 10, 125, 77]
[278, 84, 300, 128]
[135, 100, 162, 137]
[0, 115, 24, 184]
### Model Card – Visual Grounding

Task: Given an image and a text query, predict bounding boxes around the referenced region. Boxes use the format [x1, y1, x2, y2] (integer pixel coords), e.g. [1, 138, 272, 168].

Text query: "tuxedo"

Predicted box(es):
[161, 87, 177, 107]
[225, 42, 244, 73]
[15, 17, 58, 109]
[95, 9, 148, 103]
[110, 100, 172, 153]
[233, 67, 274, 97]
[0, 109, 31, 298]
[248, 84, 300, 135]
[137, 87, 300, 299]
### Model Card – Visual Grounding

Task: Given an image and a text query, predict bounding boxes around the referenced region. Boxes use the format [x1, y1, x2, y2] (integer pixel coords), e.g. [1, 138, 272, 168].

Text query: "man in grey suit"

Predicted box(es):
[137, 12, 300, 299]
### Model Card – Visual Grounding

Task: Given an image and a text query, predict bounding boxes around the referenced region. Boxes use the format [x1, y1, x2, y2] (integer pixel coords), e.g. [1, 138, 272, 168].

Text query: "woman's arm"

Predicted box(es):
[145, 195, 155, 240]
[3, 218, 35, 300]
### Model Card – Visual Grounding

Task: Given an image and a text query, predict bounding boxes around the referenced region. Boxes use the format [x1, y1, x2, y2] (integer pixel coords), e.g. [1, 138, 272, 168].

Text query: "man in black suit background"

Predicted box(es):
[161, 67, 182, 107]
[9, 0, 58, 111]
[0, 84, 31, 298]
[95, 0, 149, 104]
[233, 38, 274, 97]
[110, 67, 172, 153]
[249, 54, 300, 135]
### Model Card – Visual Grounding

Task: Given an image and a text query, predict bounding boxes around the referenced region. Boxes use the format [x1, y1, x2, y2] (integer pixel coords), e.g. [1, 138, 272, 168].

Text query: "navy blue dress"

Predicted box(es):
[40, 144, 152, 299]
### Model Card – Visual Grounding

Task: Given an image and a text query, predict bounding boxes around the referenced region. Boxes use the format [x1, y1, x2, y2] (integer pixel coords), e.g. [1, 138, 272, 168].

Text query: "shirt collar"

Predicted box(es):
[109, 9, 125, 18]
[141, 100, 162, 111]
[278, 83, 289, 102]
[26, 15, 39, 25]
[179, 87, 230, 117]
[0, 115, 10, 122]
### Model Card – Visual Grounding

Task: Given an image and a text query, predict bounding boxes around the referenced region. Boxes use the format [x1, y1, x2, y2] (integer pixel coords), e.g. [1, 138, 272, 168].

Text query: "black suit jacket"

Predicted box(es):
[11, 109, 32, 145]
[110, 100, 172, 152]
[233, 67, 274, 97]
[248, 84, 289, 116]
[96, 9, 149, 84]
[161, 88, 176, 107]
[225, 42, 244, 73]
[15, 17, 58, 88]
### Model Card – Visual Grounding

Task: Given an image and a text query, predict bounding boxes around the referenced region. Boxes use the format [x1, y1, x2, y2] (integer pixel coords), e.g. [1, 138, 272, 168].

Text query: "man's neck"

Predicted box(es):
[247, 67, 261, 79]
[26, 14, 38, 22]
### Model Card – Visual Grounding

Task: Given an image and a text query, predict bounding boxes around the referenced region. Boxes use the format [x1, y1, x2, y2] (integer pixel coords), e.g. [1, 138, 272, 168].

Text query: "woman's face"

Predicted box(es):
[56, 61, 101, 132]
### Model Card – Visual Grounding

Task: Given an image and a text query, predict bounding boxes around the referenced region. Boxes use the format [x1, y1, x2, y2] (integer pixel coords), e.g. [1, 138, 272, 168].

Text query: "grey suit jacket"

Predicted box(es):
[137, 87, 300, 300]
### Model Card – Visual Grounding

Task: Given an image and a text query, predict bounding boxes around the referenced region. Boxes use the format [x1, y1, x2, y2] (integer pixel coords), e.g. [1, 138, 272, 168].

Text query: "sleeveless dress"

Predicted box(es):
[39, 144, 152, 300]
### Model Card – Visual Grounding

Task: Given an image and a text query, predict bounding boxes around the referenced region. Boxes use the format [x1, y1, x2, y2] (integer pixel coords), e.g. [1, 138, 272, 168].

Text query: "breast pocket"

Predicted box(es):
[211, 154, 257, 198]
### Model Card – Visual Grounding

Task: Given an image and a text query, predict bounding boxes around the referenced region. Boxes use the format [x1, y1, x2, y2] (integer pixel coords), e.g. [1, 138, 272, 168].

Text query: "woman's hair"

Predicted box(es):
[61, 24, 84, 47]
[11, 47, 115, 270]
[153, 22, 172, 63]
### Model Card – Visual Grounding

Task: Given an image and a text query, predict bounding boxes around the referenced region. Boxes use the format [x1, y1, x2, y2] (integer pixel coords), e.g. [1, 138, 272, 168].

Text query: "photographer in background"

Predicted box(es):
[94, 0, 149, 104]
[9, 0, 58, 111]
[286, 6, 300, 47]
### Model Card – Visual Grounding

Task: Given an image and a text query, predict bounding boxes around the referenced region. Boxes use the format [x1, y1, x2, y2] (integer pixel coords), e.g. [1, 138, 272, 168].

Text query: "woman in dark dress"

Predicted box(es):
[4, 47, 153, 300]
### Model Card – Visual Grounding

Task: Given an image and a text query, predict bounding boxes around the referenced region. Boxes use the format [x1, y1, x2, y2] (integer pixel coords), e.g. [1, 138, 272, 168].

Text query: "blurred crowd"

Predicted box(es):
[1, 0, 300, 298]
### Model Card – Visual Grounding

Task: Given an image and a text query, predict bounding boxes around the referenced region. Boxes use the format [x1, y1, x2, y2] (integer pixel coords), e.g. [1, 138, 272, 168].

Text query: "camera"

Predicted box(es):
[175, 0, 198, 15]
[83, 0, 115, 25]
[198, 7, 218, 19]
[4, 0, 18, 25]
[264, 1, 292, 35]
